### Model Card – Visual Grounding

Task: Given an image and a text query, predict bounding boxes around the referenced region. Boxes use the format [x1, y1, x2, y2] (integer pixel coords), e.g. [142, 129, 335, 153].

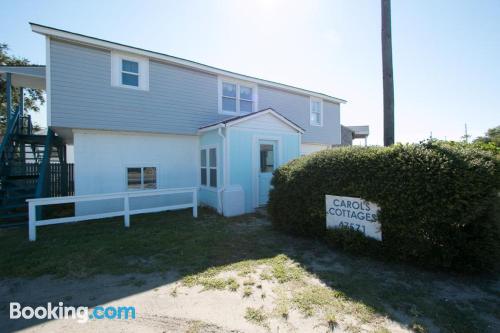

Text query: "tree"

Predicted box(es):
[0, 43, 45, 133]
[474, 125, 500, 146]
[381, 0, 395, 146]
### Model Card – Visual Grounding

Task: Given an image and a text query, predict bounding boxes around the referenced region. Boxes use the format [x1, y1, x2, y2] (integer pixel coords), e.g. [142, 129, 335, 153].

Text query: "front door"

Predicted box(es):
[258, 140, 277, 206]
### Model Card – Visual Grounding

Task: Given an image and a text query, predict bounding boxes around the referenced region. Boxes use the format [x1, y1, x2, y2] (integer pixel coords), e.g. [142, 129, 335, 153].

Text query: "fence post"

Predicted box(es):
[124, 194, 130, 227]
[192, 189, 198, 218]
[28, 202, 36, 241]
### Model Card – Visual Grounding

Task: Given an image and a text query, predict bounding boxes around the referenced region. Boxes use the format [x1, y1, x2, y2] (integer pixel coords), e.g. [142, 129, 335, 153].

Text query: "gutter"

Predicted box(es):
[217, 127, 227, 214]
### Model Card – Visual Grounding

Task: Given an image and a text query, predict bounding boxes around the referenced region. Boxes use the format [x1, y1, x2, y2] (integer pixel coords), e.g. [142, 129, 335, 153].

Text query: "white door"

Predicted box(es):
[258, 140, 277, 206]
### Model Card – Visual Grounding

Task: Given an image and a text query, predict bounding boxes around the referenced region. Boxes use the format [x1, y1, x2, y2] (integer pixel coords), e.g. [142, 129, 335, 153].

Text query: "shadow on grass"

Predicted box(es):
[0, 208, 498, 332]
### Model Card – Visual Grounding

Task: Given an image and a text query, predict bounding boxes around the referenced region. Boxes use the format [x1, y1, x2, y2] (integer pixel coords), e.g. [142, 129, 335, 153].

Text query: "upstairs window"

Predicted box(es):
[200, 147, 217, 188]
[127, 167, 157, 190]
[220, 79, 256, 115]
[310, 98, 323, 126]
[121, 60, 139, 87]
[111, 52, 149, 91]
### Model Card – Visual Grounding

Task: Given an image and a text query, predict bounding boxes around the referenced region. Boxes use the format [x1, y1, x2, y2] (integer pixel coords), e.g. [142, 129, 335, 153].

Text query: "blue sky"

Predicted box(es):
[2, 0, 499, 144]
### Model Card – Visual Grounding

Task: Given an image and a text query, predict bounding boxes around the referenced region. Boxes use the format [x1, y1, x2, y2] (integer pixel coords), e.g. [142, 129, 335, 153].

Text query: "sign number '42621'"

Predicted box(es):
[325, 195, 382, 241]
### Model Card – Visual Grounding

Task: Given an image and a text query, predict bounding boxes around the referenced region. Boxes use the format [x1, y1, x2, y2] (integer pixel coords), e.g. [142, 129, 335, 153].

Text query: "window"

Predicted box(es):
[260, 143, 275, 173]
[121, 59, 139, 87]
[127, 167, 157, 190]
[111, 52, 149, 90]
[310, 98, 323, 126]
[200, 148, 217, 187]
[219, 79, 256, 114]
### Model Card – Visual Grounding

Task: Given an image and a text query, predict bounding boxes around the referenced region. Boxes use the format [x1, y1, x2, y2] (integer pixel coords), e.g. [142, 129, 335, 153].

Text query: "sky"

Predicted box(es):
[1, 0, 499, 145]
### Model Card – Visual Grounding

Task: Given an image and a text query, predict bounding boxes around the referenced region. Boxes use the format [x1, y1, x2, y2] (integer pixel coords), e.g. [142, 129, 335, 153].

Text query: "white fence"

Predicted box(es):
[26, 187, 198, 241]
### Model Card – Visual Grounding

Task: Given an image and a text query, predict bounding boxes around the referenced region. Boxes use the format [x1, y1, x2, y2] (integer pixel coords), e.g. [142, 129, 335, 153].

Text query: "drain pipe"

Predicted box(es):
[217, 127, 227, 215]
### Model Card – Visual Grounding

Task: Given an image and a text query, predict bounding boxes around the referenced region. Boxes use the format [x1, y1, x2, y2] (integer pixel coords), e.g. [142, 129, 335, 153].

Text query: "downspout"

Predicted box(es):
[217, 127, 227, 214]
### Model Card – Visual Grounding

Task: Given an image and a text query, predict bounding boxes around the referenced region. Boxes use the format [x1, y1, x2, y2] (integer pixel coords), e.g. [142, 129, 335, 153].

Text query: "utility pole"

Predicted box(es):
[463, 123, 470, 143]
[382, 0, 395, 146]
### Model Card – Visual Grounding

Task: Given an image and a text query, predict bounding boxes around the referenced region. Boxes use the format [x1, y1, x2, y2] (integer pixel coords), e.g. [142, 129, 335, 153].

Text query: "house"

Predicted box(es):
[0, 23, 369, 220]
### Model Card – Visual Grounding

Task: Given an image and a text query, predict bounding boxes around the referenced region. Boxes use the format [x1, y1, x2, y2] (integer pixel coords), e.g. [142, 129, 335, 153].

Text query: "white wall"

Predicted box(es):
[74, 130, 199, 214]
[301, 143, 329, 155]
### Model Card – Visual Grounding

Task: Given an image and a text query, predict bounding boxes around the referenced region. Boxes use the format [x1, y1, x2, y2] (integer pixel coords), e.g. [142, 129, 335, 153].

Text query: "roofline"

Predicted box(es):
[198, 108, 305, 134]
[30, 22, 347, 105]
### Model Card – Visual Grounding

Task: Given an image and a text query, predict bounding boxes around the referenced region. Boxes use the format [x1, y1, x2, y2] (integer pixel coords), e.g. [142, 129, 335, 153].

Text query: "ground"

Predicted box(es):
[0, 209, 498, 333]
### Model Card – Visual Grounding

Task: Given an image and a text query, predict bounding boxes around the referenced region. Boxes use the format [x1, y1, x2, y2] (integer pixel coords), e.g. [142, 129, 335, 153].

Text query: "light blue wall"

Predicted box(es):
[228, 128, 300, 213]
[198, 130, 223, 211]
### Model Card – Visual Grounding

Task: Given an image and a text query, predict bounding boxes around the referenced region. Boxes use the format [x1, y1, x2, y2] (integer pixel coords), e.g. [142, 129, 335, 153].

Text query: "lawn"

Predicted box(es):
[0, 208, 498, 332]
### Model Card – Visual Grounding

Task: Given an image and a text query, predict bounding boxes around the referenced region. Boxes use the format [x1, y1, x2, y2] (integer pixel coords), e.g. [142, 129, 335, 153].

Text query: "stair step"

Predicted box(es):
[6, 175, 38, 180]
[0, 203, 26, 210]
[0, 212, 27, 219]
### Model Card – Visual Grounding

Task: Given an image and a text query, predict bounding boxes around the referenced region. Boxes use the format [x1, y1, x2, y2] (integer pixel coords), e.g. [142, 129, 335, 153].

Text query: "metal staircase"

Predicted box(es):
[0, 106, 66, 226]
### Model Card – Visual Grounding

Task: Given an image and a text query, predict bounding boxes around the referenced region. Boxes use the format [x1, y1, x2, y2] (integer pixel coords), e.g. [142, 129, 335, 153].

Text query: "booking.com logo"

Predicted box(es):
[10, 302, 136, 324]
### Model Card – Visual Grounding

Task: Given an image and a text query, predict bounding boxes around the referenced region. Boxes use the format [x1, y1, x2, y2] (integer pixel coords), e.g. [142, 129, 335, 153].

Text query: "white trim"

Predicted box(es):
[31, 23, 346, 105]
[111, 51, 149, 91]
[27, 187, 198, 241]
[45, 36, 51, 127]
[198, 109, 304, 134]
[252, 135, 282, 209]
[218, 76, 258, 115]
[200, 144, 219, 189]
[310, 97, 323, 127]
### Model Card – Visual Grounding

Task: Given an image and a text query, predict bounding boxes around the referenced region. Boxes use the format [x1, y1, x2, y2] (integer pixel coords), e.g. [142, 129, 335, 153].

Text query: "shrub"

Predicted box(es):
[268, 142, 499, 272]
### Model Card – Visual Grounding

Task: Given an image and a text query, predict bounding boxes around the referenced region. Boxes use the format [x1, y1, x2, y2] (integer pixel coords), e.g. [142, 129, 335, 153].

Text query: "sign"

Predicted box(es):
[325, 195, 381, 241]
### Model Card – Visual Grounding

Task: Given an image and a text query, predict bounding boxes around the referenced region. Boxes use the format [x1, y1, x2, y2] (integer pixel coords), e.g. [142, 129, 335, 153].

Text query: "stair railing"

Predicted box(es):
[34, 128, 54, 199]
[0, 105, 22, 176]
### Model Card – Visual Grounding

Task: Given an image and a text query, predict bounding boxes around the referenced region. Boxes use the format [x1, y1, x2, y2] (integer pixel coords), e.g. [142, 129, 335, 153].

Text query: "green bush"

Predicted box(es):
[268, 142, 499, 273]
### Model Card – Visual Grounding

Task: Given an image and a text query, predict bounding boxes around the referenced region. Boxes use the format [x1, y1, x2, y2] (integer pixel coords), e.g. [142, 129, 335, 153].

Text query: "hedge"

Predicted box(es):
[268, 141, 500, 273]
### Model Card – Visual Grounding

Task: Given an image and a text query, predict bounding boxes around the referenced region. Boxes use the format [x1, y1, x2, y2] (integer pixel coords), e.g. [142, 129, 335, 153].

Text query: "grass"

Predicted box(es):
[244, 307, 268, 327]
[0, 208, 498, 332]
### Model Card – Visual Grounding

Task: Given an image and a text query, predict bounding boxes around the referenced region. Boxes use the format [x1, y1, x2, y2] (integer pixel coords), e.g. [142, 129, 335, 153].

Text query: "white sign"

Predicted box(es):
[325, 195, 382, 241]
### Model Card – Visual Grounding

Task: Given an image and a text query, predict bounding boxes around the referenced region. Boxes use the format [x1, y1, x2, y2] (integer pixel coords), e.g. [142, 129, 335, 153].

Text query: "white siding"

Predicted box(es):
[74, 130, 199, 215]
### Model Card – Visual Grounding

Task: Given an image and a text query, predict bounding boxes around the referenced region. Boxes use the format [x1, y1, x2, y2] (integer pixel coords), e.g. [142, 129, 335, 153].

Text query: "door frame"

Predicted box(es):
[252, 135, 282, 209]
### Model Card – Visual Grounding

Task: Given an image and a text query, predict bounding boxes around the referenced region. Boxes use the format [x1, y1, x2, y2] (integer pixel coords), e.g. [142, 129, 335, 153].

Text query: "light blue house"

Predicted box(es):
[1, 23, 369, 219]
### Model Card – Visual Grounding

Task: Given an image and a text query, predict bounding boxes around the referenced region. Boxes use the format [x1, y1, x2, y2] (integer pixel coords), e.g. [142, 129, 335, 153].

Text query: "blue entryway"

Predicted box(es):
[198, 108, 304, 215]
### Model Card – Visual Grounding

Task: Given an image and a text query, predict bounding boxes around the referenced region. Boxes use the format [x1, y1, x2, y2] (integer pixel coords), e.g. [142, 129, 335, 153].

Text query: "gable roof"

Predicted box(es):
[30, 22, 346, 105]
[199, 108, 305, 133]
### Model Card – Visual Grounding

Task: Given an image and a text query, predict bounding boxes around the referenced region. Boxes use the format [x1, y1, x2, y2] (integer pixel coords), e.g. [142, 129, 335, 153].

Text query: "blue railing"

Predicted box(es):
[34, 128, 54, 199]
[0, 106, 22, 174]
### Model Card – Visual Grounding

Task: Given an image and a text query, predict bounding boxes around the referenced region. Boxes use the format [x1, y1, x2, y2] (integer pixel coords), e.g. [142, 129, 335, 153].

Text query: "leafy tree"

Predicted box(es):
[0, 43, 45, 133]
[474, 126, 500, 146]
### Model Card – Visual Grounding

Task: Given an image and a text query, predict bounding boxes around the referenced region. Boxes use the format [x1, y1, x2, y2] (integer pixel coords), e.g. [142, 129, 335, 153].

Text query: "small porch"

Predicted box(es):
[198, 108, 304, 216]
[0, 66, 72, 226]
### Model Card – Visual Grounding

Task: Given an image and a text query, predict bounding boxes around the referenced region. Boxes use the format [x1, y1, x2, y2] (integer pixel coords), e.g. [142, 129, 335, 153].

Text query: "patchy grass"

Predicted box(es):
[0, 208, 498, 333]
[244, 307, 268, 327]
[242, 286, 253, 298]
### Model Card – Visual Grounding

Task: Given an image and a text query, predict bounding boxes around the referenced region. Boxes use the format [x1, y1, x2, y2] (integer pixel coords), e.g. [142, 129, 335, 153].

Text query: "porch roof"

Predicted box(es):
[198, 108, 305, 134]
[0, 66, 46, 90]
[346, 125, 369, 139]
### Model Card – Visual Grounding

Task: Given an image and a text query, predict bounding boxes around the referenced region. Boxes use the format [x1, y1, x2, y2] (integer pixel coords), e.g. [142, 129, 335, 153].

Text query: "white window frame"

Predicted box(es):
[111, 51, 149, 91]
[310, 97, 323, 127]
[200, 145, 218, 189]
[125, 165, 159, 191]
[218, 77, 258, 115]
